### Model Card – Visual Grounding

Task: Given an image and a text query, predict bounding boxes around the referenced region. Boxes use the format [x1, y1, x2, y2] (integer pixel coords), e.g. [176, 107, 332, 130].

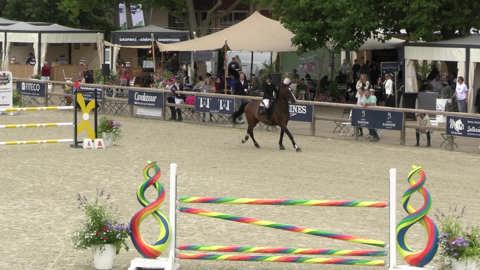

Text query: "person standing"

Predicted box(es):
[228, 57, 241, 80]
[41, 61, 51, 81]
[455, 76, 468, 112]
[384, 73, 394, 107]
[360, 89, 379, 142]
[415, 113, 431, 147]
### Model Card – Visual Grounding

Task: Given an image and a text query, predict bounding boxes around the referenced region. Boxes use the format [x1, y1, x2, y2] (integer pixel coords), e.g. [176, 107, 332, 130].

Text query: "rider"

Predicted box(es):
[260, 75, 277, 115]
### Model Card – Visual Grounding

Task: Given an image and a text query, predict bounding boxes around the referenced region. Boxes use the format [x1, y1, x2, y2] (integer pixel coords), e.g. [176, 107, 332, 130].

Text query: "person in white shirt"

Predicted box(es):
[455, 76, 468, 112]
[384, 73, 394, 107]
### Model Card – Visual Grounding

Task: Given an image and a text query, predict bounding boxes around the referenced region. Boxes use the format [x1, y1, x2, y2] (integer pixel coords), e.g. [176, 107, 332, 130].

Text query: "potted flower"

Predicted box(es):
[437, 208, 480, 270]
[73, 190, 129, 270]
[98, 117, 122, 147]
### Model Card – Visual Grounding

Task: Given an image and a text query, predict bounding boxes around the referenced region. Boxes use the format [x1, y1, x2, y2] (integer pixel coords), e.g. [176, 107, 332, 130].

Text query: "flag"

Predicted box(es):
[118, 2, 128, 29]
[130, 4, 145, 27]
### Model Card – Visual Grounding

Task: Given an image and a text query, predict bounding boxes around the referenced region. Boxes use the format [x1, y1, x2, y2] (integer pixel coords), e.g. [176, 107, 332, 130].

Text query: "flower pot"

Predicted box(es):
[452, 259, 477, 270]
[93, 244, 116, 270]
[102, 132, 114, 147]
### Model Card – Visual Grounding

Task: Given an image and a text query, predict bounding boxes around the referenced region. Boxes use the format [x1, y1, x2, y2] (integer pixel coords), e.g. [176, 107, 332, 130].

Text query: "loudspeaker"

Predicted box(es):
[102, 64, 110, 76]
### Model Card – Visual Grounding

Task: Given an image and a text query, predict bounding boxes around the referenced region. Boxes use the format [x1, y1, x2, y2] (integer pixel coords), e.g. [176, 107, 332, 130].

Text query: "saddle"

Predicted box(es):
[259, 100, 274, 117]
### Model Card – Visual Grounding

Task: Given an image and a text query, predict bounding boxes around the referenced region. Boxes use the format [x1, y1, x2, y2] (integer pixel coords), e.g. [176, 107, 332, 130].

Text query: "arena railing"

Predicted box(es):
[11, 78, 480, 151]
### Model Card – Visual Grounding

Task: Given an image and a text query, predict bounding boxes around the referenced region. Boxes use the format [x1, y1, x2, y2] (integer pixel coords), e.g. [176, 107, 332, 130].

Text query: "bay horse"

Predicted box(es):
[232, 84, 301, 152]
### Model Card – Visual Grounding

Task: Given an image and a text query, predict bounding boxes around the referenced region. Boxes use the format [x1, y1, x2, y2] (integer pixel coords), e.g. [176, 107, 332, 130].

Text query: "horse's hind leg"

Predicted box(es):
[279, 128, 285, 150]
[248, 125, 260, 148]
[284, 126, 301, 152]
[241, 134, 249, 144]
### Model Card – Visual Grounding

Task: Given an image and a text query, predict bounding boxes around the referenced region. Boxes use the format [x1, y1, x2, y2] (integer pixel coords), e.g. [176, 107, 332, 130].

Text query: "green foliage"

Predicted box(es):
[98, 117, 122, 141]
[271, 0, 480, 51]
[72, 189, 129, 254]
[12, 90, 22, 107]
[437, 207, 480, 261]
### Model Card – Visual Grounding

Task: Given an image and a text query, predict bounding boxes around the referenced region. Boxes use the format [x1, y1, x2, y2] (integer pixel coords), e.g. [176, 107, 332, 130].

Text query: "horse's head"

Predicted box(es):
[278, 84, 297, 104]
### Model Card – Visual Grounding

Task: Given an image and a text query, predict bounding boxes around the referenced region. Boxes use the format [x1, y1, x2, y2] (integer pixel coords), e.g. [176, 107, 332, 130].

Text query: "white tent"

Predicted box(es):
[157, 11, 296, 52]
[404, 35, 480, 112]
[0, 22, 103, 76]
[358, 37, 405, 51]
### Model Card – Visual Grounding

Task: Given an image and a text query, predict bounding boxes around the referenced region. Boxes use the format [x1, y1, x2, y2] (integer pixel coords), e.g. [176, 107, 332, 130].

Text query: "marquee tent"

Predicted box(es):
[106, 25, 189, 73]
[157, 11, 296, 52]
[0, 22, 103, 78]
[405, 35, 480, 112]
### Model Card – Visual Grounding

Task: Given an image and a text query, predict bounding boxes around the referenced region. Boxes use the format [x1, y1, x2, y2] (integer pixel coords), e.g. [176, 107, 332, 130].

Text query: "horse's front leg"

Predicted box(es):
[284, 127, 301, 152]
[279, 127, 285, 150]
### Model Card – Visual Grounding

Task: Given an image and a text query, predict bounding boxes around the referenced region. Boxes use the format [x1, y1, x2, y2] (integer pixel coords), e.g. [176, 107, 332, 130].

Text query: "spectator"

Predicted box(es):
[454, 76, 468, 112]
[214, 75, 224, 93]
[200, 73, 215, 122]
[228, 57, 241, 80]
[238, 72, 249, 96]
[415, 113, 431, 147]
[360, 89, 379, 142]
[296, 78, 307, 100]
[305, 73, 316, 100]
[439, 74, 453, 98]
[352, 59, 361, 83]
[356, 73, 370, 102]
[193, 76, 205, 92]
[384, 74, 394, 107]
[41, 61, 51, 81]
[319, 75, 329, 93]
[167, 78, 184, 121]
[26, 52, 36, 65]
[339, 60, 350, 83]
[374, 77, 384, 105]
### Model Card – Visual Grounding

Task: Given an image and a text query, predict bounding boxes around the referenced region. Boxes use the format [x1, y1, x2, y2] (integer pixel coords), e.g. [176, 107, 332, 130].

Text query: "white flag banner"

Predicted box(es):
[130, 4, 145, 27]
[118, 3, 128, 29]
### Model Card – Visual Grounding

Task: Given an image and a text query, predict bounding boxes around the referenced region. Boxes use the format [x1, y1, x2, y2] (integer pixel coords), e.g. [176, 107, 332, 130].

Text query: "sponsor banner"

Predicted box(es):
[195, 96, 234, 114]
[351, 108, 403, 130]
[16, 81, 47, 97]
[79, 86, 103, 102]
[446, 116, 480, 138]
[0, 71, 13, 108]
[128, 90, 164, 108]
[289, 104, 313, 122]
[380, 61, 400, 77]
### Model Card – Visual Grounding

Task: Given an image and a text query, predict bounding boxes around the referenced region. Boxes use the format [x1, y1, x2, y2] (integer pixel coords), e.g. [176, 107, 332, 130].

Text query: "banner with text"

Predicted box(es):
[16, 81, 47, 97]
[289, 104, 313, 122]
[195, 96, 234, 114]
[446, 116, 480, 138]
[79, 86, 103, 102]
[351, 108, 403, 130]
[0, 71, 13, 108]
[128, 90, 164, 108]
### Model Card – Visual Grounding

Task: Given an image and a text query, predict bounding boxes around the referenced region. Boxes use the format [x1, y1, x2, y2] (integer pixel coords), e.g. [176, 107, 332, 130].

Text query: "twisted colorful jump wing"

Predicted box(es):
[179, 196, 387, 208]
[179, 207, 384, 247]
[178, 253, 385, 266]
[130, 162, 170, 258]
[178, 244, 386, 256]
[396, 165, 438, 267]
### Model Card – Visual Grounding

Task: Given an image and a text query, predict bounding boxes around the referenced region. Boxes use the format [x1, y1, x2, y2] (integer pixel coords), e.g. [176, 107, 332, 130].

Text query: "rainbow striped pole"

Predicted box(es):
[0, 106, 74, 112]
[180, 196, 387, 208]
[179, 207, 385, 247]
[0, 122, 73, 129]
[0, 139, 74, 145]
[178, 245, 386, 256]
[177, 253, 385, 266]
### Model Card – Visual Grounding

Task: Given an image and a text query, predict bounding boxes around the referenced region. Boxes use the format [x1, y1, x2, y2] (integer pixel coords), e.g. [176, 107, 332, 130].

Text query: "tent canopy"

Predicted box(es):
[358, 37, 405, 50]
[158, 11, 296, 52]
[111, 25, 189, 46]
[0, 17, 17, 26]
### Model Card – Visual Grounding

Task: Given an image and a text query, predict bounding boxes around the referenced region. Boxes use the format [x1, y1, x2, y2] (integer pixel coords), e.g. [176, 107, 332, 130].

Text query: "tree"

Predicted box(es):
[271, 0, 480, 51]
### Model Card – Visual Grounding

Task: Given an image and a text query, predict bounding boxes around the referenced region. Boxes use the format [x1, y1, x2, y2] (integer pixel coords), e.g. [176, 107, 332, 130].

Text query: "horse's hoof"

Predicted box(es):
[241, 139, 246, 144]
[279, 145, 285, 150]
[295, 145, 302, 152]
[254, 144, 260, 149]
